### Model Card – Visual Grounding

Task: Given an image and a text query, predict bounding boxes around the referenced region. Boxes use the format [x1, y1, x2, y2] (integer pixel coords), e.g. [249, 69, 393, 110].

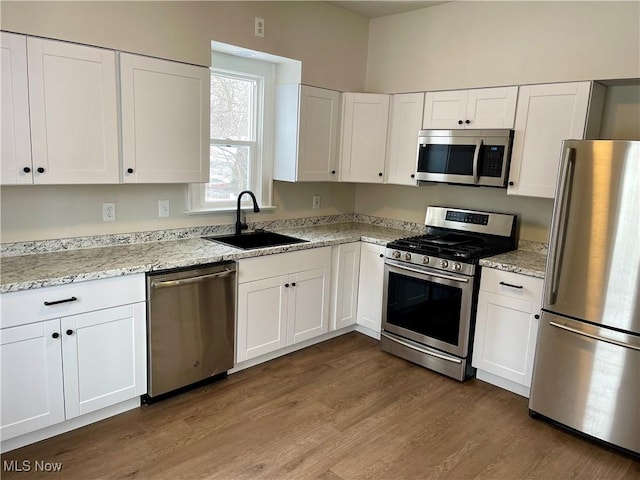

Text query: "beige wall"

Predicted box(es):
[0, 1, 366, 242]
[356, 1, 640, 243]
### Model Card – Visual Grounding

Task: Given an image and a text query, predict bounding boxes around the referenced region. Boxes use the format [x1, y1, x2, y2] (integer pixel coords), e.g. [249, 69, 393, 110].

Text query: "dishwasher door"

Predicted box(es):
[146, 262, 236, 399]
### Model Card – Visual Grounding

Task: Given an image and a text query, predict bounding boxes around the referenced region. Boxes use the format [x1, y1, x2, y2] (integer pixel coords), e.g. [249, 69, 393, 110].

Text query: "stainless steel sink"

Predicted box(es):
[203, 230, 308, 250]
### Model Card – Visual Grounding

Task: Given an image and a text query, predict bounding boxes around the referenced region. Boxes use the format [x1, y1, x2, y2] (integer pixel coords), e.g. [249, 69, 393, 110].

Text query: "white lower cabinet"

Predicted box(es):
[472, 268, 544, 397]
[236, 248, 331, 363]
[356, 243, 386, 334]
[0, 275, 146, 447]
[330, 242, 361, 330]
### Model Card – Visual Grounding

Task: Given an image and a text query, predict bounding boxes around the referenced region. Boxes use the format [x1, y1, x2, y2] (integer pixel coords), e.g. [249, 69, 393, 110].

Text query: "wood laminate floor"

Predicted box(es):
[1, 332, 637, 479]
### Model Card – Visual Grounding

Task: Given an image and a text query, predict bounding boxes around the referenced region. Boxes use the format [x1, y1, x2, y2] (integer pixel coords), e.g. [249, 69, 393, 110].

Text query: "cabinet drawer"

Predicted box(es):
[238, 247, 331, 284]
[1, 274, 145, 329]
[480, 268, 543, 303]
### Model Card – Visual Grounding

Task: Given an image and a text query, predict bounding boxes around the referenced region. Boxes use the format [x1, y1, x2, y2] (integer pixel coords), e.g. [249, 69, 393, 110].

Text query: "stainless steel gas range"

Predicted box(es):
[380, 206, 517, 381]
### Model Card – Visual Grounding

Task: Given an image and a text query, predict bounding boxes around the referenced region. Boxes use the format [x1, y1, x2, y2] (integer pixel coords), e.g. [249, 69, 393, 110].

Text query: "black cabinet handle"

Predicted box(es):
[127, 168, 134, 174]
[457, 120, 463, 125]
[66, 329, 74, 336]
[44, 296, 78, 306]
[291, 282, 296, 287]
[379, 254, 383, 258]
[465, 119, 471, 124]
[378, 172, 383, 177]
[331, 170, 336, 174]
[410, 174, 415, 178]
[499, 281, 523, 289]
[534, 314, 540, 319]
[23, 166, 31, 173]
[508, 181, 514, 186]
[37, 167, 45, 174]
[284, 283, 290, 288]
[52, 332, 60, 339]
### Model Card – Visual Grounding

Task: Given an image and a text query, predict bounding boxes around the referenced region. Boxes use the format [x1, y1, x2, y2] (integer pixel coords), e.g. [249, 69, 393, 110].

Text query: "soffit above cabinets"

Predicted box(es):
[327, 1, 448, 18]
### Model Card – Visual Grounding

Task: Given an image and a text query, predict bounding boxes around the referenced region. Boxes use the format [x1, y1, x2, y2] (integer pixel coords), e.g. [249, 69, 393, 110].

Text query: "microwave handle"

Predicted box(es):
[472, 139, 483, 184]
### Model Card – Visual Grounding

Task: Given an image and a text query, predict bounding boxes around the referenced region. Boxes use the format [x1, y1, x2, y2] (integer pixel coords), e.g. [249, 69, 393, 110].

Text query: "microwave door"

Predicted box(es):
[417, 136, 479, 185]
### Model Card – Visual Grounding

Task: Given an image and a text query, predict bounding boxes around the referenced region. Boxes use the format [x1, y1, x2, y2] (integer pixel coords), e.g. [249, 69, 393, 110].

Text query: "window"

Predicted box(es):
[189, 51, 275, 211]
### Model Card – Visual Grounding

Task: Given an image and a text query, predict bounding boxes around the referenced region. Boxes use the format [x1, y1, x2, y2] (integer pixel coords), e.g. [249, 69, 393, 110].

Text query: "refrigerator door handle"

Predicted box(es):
[546, 146, 575, 306]
[549, 320, 640, 352]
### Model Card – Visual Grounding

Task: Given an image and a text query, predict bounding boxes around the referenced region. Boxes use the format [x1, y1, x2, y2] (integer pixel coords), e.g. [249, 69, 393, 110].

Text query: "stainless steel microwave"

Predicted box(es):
[416, 129, 514, 187]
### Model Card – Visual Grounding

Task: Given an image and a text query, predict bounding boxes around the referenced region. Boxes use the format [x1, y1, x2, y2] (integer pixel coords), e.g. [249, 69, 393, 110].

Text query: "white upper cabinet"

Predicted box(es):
[275, 85, 340, 182]
[339, 92, 390, 183]
[508, 81, 605, 198]
[120, 53, 209, 183]
[423, 86, 518, 130]
[1, 33, 32, 185]
[384, 92, 423, 186]
[27, 37, 120, 184]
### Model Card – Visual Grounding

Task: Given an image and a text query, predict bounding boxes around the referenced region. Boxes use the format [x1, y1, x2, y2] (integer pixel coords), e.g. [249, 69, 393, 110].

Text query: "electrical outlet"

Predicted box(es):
[312, 195, 321, 210]
[255, 17, 265, 37]
[158, 199, 170, 218]
[102, 203, 116, 222]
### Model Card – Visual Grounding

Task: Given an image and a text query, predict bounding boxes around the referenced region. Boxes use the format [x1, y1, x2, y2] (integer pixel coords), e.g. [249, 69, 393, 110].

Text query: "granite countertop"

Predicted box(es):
[479, 248, 548, 279]
[0, 222, 409, 293]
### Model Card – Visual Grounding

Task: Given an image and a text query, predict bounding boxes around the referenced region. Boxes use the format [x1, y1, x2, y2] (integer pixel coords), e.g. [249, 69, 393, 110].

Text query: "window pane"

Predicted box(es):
[210, 75, 254, 141]
[206, 145, 251, 202]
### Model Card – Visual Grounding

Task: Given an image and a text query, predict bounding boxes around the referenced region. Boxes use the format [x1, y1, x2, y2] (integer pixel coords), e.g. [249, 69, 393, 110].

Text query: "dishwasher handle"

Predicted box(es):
[150, 269, 235, 289]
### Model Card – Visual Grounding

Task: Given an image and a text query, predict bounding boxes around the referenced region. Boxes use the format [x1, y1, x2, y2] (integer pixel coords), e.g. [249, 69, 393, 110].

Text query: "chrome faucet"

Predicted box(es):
[235, 190, 260, 235]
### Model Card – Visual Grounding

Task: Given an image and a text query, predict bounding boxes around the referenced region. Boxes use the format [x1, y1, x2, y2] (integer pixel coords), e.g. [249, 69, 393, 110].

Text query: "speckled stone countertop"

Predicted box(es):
[480, 240, 548, 279]
[0, 222, 411, 293]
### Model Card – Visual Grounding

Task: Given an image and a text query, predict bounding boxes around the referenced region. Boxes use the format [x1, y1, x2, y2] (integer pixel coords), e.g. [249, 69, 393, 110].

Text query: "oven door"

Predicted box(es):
[382, 259, 474, 358]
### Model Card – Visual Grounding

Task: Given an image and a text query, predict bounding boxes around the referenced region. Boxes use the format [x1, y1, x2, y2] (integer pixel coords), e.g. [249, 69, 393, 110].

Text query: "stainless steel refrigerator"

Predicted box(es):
[529, 140, 639, 456]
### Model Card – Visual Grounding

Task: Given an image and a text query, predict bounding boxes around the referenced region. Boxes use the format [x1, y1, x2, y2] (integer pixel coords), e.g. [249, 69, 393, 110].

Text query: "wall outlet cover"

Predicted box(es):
[102, 203, 116, 222]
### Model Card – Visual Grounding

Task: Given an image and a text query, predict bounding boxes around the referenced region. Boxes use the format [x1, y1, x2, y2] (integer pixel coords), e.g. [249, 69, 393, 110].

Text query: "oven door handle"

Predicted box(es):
[381, 332, 462, 364]
[385, 259, 470, 283]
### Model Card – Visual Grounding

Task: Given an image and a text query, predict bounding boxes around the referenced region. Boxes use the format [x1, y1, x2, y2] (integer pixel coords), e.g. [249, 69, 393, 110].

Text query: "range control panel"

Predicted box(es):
[445, 210, 489, 225]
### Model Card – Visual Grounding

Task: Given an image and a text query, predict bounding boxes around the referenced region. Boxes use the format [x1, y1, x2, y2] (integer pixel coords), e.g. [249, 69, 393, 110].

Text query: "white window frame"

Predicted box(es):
[189, 52, 275, 212]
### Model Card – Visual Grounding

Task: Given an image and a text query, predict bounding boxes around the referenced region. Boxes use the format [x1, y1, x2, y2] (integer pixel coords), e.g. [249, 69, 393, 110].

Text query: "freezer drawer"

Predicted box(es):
[145, 262, 236, 399]
[529, 311, 639, 455]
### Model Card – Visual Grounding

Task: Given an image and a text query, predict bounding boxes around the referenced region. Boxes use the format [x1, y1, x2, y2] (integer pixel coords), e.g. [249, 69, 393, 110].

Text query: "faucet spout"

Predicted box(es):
[235, 190, 260, 235]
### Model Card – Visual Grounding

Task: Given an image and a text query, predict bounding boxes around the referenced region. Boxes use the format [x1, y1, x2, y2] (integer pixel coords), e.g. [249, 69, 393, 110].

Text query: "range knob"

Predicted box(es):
[404, 252, 412, 261]
[392, 250, 401, 259]
[453, 262, 462, 272]
[422, 256, 430, 265]
[440, 260, 449, 269]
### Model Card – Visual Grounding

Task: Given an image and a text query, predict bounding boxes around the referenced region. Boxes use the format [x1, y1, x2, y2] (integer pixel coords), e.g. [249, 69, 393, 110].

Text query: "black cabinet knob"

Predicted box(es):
[23, 166, 31, 173]
[291, 282, 296, 287]
[66, 329, 74, 336]
[457, 120, 463, 125]
[37, 167, 45, 174]
[410, 174, 415, 178]
[127, 168, 134, 174]
[331, 170, 336, 174]
[52, 332, 60, 339]
[378, 172, 383, 177]
[508, 181, 514, 186]
[284, 283, 290, 288]
[465, 119, 471, 124]
[379, 254, 383, 258]
[534, 314, 540, 319]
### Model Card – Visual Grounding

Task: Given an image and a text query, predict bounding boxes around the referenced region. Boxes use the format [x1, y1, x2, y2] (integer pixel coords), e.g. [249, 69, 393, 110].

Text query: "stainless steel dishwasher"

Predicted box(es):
[143, 261, 235, 402]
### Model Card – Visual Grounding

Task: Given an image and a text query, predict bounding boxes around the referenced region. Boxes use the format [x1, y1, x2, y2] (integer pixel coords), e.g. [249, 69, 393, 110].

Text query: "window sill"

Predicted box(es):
[185, 205, 278, 215]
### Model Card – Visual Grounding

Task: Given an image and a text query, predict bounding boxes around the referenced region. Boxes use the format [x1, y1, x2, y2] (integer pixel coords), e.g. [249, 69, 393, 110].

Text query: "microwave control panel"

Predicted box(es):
[480, 145, 505, 177]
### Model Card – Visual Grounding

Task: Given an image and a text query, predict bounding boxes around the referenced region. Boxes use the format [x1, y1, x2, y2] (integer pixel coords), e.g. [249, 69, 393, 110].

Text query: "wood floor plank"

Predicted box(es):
[1, 332, 636, 479]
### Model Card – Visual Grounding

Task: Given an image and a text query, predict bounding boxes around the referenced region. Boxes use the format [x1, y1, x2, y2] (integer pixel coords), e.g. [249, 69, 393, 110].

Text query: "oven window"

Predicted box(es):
[418, 144, 475, 175]
[386, 271, 462, 346]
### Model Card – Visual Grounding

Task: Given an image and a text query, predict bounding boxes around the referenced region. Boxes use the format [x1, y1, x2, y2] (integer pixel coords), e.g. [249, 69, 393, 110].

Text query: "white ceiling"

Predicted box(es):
[327, 1, 448, 18]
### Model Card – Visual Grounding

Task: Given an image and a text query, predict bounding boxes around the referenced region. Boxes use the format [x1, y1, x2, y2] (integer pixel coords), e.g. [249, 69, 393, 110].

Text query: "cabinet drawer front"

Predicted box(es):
[480, 268, 543, 303]
[0, 274, 145, 329]
[238, 247, 331, 284]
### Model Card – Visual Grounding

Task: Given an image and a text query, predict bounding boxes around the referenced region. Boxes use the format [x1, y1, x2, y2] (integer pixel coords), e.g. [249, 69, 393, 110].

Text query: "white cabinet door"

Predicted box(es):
[508, 82, 604, 198]
[339, 93, 389, 183]
[237, 276, 288, 362]
[356, 243, 385, 333]
[27, 37, 119, 184]
[120, 53, 209, 183]
[288, 267, 330, 345]
[423, 90, 467, 129]
[330, 242, 361, 330]
[385, 92, 423, 186]
[1, 33, 32, 185]
[61, 303, 146, 419]
[0, 320, 65, 440]
[423, 87, 517, 129]
[298, 86, 340, 181]
[473, 291, 540, 388]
